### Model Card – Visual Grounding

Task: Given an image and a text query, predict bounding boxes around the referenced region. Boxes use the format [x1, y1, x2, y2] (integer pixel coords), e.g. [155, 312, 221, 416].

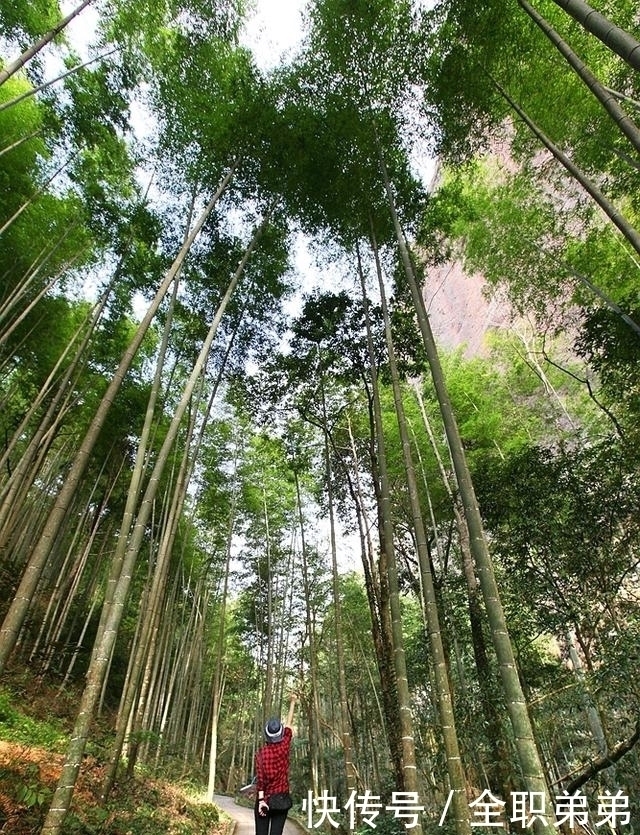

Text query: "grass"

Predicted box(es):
[0, 689, 67, 752]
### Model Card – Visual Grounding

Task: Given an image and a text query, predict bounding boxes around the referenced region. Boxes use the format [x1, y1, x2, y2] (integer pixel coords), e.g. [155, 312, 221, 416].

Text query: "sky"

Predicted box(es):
[240, 0, 308, 70]
[60, 0, 308, 70]
[58, 0, 311, 151]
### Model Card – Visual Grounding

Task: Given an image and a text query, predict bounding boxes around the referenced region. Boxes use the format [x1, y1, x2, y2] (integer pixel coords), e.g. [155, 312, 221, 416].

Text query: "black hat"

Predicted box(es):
[265, 717, 284, 743]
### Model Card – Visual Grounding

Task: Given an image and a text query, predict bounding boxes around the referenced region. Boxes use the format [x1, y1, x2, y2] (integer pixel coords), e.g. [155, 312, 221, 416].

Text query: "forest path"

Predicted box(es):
[214, 795, 304, 835]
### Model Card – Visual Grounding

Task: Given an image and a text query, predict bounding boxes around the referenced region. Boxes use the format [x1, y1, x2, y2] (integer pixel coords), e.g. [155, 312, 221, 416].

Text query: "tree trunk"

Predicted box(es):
[369, 234, 470, 835]
[565, 630, 608, 757]
[262, 484, 275, 718]
[518, 0, 640, 154]
[414, 383, 517, 802]
[102, 392, 200, 799]
[0, 49, 116, 115]
[334, 414, 404, 790]
[0, 0, 95, 86]
[319, 355, 357, 800]
[0, 222, 82, 336]
[342, 413, 404, 790]
[377, 149, 558, 835]
[31, 467, 117, 672]
[39, 213, 267, 835]
[294, 469, 323, 796]
[0, 280, 103, 485]
[88, 244, 183, 673]
[207, 481, 238, 800]
[356, 243, 422, 829]
[489, 74, 640, 259]
[551, 0, 640, 71]
[0, 165, 236, 677]
[0, 151, 80, 238]
[0, 130, 41, 158]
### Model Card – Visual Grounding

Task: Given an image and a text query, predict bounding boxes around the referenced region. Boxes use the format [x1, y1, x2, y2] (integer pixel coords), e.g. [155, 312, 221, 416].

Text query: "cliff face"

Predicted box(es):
[421, 139, 519, 358]
[423, 258, 513, 358]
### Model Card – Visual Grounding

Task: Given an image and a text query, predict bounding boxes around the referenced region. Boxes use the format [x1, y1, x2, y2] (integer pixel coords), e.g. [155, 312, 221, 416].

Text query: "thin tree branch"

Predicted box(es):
[488, 71, 640, 260]
[0, 49, 117, 114]
[604, 86, 640, 113]
[538, 342, 626, 438]
[0, 0, 96, 87]
[563, 720, 640, 793]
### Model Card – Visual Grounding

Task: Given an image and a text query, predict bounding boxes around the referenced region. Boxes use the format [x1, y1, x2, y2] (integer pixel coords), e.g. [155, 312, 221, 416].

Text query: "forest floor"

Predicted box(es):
[0, 739, 232, 835]
[0, 667, 234, 835]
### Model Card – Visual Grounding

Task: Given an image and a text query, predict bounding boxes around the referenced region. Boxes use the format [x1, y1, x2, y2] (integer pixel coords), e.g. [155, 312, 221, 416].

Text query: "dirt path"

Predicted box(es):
[213, 795, 304, 835]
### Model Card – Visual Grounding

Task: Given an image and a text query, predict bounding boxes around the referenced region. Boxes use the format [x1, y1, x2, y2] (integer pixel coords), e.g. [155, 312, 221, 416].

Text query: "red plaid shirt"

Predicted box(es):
[255, 726, 292, 800]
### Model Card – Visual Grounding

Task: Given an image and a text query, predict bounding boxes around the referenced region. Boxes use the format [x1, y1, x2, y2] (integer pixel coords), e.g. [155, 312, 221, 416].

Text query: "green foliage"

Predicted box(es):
[307, 0, 425, 125]
[0, 75, 48, 168]
[150, 34, 264, 189]
[3, 0, 640, 822]
[421, 0, 640, 360]
[356, 811, 406, 835]
[0, 0, 61, 41]
[0, 689, 67, 751]
[64, 806, 110, 834]
[63, 780, 222, 835]
[0, 77, 94, 296]
[175, 801, 219, 831]
[258, 0, 429, 244]
[14, 763, 53, 808]
[422, 0, 510, 161]
[476, 439, 640, 640]
[106, 0, 246, 77]
[0, 670, 228, 835]
[0, 759, 52, 835]
[425, 0, 640, 172]
[575, 295, 640, 432]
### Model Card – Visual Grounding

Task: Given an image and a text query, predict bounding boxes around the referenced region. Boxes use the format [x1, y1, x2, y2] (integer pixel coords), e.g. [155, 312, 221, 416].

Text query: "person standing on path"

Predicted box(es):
[254, 694, 296, 835]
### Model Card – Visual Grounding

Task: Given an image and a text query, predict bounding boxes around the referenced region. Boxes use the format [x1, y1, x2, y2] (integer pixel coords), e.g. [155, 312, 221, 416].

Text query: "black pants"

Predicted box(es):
[254, 804, 289, 835]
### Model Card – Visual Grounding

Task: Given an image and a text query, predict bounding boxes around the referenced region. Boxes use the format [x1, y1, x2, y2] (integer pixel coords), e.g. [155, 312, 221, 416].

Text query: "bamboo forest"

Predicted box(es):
[1, 0, 640, 832]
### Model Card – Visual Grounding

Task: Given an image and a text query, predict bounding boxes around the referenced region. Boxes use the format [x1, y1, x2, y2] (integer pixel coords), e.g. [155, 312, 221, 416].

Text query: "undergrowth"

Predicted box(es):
[0, 688, 68, 752]
[0, 674, 230, 835]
